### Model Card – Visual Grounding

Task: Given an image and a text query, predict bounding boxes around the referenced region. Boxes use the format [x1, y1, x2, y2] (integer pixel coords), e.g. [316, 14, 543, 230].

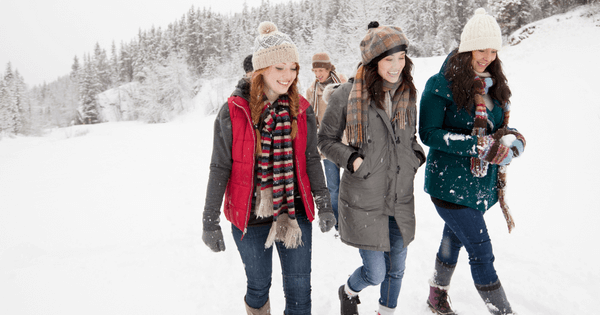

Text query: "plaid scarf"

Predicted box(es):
[346, 65, 416, 148]
[470, 76, 525, 233]
[254, 96, 302, 248]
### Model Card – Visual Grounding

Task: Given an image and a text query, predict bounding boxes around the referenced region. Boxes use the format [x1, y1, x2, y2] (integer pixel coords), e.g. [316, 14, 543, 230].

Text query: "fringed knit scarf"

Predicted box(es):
[311, 71, 342, 113]
[470, 76, 526, 233]
[346, 65, 417, 148]
[254, 96, 302, 249]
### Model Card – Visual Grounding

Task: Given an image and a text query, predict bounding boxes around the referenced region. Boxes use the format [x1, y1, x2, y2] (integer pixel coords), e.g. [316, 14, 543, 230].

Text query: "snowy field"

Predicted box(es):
[1, 6, 599, 315]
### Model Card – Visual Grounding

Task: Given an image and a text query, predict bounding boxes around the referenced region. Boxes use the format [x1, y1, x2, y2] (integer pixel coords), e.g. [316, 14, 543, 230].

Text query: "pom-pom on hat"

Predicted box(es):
[458, 8, 502, 53]
[360, 21, 409, 65]
[252, 21, 299, 71]
[312, 52, 332, 69]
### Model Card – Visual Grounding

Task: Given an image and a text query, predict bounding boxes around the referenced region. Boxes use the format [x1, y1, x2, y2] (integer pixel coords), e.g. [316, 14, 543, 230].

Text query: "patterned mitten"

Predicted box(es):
[503, 127, 526, 157]
[478, 134, 513, 166]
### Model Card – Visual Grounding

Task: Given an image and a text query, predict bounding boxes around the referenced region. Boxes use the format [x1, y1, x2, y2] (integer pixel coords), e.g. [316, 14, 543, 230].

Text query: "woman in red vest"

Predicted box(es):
[202, 21, 335, 315]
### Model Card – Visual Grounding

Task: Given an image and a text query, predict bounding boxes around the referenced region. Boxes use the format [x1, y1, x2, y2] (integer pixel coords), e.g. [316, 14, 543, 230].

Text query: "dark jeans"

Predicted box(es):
[347, 217, 407, 309]
[323, 159, 340, 229]
[434, 204, 499, 286]
[232, 212, 312, 315]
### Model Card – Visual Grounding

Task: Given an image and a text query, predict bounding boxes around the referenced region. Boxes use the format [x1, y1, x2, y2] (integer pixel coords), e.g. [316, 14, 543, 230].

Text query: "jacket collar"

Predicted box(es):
[231, 77, 251, 102]
[431, 52, 454, 101]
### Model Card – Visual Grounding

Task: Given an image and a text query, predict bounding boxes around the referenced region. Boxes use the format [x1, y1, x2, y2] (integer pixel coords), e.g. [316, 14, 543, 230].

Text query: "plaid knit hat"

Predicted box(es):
[252, 21, 299, 70]
[312, 52, 332, 69]
[360, 21, 409, 65]
[458, 8, 502, 52]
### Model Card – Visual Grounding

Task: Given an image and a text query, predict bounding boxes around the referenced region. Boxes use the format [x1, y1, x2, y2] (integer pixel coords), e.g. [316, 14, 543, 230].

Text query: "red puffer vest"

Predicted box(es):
[224, 95, 316, 236]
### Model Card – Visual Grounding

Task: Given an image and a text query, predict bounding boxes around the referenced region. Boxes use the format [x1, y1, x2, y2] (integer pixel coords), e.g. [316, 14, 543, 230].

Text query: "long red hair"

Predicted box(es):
[249, 63, 301, 156]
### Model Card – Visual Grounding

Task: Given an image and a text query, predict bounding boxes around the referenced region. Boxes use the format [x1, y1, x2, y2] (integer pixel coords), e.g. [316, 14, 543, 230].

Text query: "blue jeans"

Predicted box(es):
[232, 212, 312, 315]
[434, 205, 498, 286]
[323, 159, 340, 229]
[347, 217, 407, 309]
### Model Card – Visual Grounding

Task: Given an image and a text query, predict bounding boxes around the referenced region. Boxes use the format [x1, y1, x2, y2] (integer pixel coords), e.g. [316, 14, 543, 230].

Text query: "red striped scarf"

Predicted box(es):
[255, 97, 302, 248]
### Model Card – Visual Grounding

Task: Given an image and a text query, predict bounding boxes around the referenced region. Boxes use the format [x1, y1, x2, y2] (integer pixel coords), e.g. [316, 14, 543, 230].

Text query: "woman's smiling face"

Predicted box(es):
[471, 48, 497, 72]
[377, 51, 405, 84]
[262, 62, 297, 102]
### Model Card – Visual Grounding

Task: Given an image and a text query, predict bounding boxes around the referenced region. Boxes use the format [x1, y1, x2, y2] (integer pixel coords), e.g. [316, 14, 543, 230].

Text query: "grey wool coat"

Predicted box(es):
[317, 81, 425, 251]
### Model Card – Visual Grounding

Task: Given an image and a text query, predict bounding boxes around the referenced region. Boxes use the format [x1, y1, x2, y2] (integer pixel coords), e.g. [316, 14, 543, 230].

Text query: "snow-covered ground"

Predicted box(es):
[2, 6, 599, 314]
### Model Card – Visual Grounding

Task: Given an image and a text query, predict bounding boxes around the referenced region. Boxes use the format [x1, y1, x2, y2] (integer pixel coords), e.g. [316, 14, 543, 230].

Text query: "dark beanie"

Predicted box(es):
[243, 54, 253, 73]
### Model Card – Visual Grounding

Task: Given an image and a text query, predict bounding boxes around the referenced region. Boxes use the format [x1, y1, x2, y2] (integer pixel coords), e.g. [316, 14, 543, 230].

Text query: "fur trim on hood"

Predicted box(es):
[322, 83, 342, 104]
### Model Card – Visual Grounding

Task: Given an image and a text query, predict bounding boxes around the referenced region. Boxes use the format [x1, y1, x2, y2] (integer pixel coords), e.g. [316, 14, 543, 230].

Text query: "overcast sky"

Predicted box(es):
[0, 0, 291, 86]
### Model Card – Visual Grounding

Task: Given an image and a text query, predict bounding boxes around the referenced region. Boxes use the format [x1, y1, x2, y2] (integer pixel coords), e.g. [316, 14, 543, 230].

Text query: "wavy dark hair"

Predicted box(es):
[445, 48, 511, 113]
[363, 54, 417, 109]
[249, 63, 300, 156]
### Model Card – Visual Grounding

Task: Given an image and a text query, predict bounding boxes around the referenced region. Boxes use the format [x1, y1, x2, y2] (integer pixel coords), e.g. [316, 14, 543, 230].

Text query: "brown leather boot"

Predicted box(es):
[245, 297, 271, 315]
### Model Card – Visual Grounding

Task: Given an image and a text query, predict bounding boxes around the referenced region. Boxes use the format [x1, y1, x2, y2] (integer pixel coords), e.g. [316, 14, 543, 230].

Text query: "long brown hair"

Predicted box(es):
[445, 49, 511, 113]
[249, 63, 301, 156]
[364, 55, 417, 109]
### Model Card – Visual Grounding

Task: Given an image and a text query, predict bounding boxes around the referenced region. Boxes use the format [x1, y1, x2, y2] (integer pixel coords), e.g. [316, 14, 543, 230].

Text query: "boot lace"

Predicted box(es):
[434, 287, 453, 312]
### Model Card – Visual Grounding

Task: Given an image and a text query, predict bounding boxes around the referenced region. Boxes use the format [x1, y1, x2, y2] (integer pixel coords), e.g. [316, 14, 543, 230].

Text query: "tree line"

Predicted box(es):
[0, 0, 594, 137]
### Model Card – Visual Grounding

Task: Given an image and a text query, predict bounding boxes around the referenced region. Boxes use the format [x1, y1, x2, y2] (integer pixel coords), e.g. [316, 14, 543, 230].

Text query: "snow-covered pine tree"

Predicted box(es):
[78, 55, 100, 124]
[110, 41, 121, 88]
[185, 7, 203, 75]
[495, 0, 533, 37]
[0, 63, 21, 135]
[119, 41, 134, 83]
[12, 69, 26, 133]
[93, 43, 112, 92]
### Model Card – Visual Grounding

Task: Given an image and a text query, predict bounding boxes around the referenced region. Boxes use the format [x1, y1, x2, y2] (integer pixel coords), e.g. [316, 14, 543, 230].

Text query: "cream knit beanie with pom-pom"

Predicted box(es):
[458, 8, 502, 53]
[252, 21, 299, 70]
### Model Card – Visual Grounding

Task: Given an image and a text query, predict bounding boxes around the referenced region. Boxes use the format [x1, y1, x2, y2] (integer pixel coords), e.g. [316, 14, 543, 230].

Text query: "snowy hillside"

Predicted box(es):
[1, 5, 599, 315]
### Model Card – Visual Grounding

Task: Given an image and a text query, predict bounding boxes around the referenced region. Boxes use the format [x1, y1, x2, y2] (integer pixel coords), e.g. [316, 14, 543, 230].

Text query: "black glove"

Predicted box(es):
[202, 228, 225, 252]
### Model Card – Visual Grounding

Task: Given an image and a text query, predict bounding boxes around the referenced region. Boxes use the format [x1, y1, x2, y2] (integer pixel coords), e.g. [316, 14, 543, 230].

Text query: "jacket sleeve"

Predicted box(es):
[318, 82, 358, 171]
[304, 105, 333, 214]
[418, 76, 479, 157]
[203, 103, 233, 231]
[412, 134, 426, 166]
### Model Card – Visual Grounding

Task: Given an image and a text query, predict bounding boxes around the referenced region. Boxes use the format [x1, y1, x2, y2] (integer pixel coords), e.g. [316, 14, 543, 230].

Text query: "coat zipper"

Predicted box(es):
[295, 155, 315, 219]
[232, 99, 255, 237]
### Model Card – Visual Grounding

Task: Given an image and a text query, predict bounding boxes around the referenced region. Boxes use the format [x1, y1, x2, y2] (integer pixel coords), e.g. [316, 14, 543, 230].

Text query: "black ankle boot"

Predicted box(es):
[338, 285, 360, 315]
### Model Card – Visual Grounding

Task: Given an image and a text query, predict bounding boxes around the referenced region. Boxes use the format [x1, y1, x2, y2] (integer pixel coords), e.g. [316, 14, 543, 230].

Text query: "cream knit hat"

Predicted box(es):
[252, 21, 299, 71]
[458, 8, 502, 53]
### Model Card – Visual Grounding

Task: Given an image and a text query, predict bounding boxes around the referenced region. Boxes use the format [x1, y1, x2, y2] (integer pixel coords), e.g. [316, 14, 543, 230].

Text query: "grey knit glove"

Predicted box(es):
[202, 229, 225, 252]
[202, 208, 225, 252]
[314, 194, 336, 233]
[319, 211, 336, 233]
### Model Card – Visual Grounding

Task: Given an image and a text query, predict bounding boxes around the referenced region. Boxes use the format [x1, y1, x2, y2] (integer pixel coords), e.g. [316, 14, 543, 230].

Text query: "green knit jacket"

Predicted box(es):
[418, 59, 505, 212]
